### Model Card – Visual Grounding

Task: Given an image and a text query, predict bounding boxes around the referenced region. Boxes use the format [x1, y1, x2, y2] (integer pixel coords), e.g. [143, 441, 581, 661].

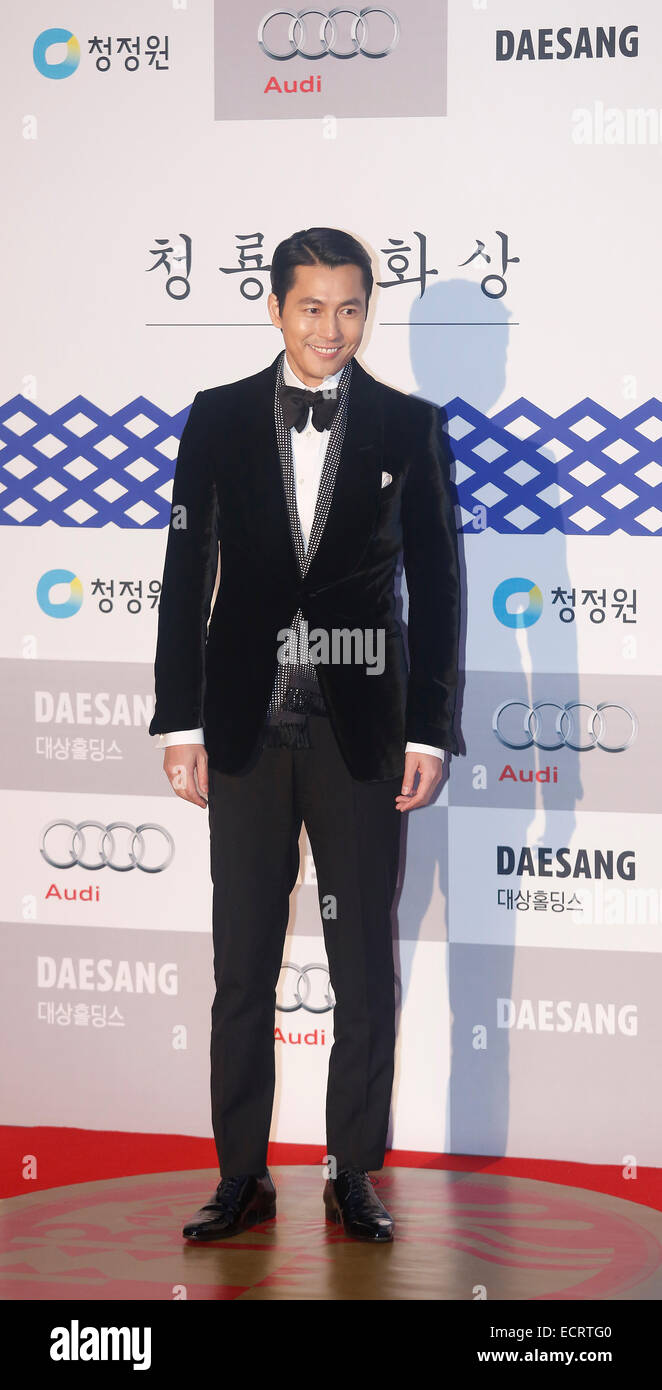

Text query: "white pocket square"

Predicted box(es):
[381, 471, 393, 488]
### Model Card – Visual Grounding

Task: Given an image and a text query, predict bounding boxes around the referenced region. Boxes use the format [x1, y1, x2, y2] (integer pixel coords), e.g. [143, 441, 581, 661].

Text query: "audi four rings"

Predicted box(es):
[276, 963, 402, 1012]
[277, 962, 336, 1012]
[258, 8, 400, 59]
[40, 821, 175, 873]
[492, 701, 638, 752]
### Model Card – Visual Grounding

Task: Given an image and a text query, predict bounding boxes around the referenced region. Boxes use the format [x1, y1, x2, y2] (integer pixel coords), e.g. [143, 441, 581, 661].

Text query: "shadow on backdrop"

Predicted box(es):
[386, 277, 580, 1160]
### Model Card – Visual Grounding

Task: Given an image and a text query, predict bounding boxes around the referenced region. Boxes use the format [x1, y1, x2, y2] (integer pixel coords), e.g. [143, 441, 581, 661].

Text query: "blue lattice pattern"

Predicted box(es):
[448, 394, 662, 535]
[1, 393, 662, 534]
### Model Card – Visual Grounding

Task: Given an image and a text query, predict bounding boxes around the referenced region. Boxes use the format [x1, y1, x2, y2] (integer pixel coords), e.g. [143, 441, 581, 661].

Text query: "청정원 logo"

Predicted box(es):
[37, 569, 83, 618]
[33, 28, 81, 79]
[493, 577, 543, 628]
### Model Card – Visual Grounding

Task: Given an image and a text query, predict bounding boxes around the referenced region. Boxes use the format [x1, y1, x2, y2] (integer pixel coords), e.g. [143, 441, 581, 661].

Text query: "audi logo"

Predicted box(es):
[258, 7, 400, 60]
[277, 961, 335, 1013]
[40, 821, 174, 873]
[277, 963, 402, 1012]
[492, 701, 638, 753]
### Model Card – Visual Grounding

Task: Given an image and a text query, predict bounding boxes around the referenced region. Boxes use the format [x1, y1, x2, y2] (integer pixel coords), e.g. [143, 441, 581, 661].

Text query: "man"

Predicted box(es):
[148, 227, 460, 1243]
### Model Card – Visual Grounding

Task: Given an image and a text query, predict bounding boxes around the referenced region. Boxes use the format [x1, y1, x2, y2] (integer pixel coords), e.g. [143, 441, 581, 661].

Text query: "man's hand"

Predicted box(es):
[163, 743, 209, 808]
[395, 750, 444, 812]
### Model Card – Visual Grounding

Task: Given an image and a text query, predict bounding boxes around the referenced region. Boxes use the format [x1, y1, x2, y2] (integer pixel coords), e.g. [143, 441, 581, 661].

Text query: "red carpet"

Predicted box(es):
[2, 1126, 660, 1211]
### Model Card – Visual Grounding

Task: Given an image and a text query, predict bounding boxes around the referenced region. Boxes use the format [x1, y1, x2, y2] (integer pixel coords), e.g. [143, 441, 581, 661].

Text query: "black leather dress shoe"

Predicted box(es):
[182, 1171, 276, 1241]
[323, 1167, 394, 1241]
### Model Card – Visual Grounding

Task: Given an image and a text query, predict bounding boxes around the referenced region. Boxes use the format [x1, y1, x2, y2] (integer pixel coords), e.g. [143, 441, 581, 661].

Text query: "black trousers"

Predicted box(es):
[207, 711, 405, 1177]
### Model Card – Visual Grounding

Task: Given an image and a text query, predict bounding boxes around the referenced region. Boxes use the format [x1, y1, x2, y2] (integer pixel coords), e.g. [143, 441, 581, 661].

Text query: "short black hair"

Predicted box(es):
[270, 227, 373, 310]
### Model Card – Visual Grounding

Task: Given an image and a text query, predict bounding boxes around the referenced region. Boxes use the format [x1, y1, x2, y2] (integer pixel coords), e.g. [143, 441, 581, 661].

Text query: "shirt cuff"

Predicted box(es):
[157, 727, 205, 748]
[156, 732, 441, 758]
[405, 740, 445, 761]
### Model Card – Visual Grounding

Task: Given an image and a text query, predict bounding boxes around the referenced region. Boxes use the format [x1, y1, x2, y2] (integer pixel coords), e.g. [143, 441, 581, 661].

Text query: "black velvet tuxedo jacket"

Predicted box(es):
[148, 351, 461, 781]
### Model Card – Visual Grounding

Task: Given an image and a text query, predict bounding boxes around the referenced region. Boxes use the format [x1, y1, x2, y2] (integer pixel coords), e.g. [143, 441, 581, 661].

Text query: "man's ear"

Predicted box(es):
[267, 291, 282, 328]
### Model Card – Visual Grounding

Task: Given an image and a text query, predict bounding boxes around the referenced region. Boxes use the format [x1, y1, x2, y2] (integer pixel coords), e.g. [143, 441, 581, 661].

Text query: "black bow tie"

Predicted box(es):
[280, 381, 339, 434]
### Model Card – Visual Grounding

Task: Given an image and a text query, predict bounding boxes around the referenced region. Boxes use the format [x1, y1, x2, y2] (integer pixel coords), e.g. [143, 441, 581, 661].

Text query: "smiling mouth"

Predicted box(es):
[308, 344, 343, 355]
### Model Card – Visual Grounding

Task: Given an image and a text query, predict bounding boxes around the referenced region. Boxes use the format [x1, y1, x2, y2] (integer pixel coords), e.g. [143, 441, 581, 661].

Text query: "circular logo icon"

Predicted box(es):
[33, 28, 81, 79]
[36, 569, 83, 618]
[493, 577, 543, 628]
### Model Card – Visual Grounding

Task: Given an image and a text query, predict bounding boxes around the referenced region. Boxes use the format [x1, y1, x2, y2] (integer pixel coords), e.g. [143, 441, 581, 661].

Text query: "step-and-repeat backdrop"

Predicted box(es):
[2, 2, 660, 1165]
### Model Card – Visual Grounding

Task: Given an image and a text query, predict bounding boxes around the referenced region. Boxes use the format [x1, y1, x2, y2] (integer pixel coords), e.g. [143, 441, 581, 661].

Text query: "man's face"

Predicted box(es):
[267, 261, 367, 386]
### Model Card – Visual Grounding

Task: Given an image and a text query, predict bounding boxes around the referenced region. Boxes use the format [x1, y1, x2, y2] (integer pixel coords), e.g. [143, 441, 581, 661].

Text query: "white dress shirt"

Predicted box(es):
[157, 352, 443, 762]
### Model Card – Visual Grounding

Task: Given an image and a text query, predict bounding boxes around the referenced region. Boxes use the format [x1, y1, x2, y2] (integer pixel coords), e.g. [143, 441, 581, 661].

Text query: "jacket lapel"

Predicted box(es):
[238, 351, 384, 592]
[295, 354, 385, 591]
[236, 354, 301, 588]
